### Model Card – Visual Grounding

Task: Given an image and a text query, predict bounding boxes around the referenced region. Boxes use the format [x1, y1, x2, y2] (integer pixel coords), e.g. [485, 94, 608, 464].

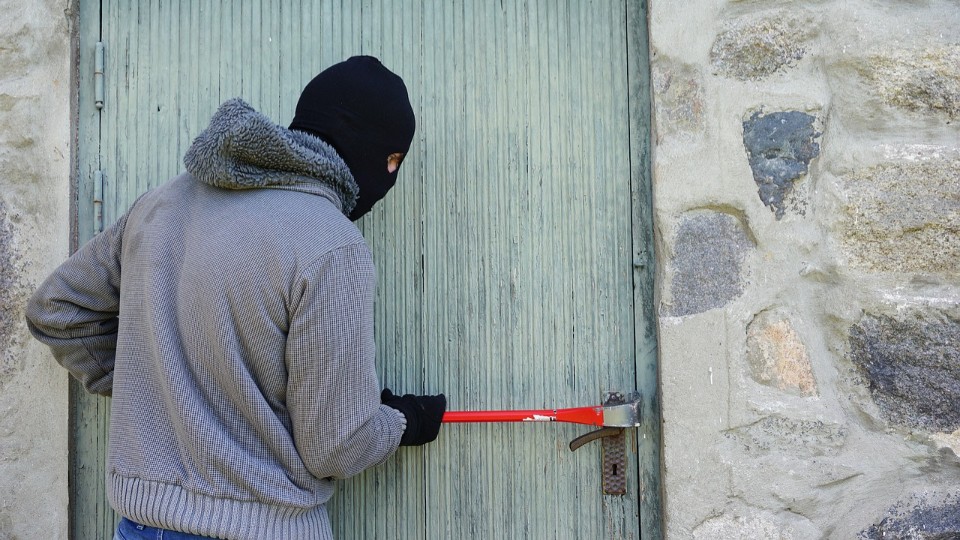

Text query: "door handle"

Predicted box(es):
[568, 427, 624, 451]
[567, 392, 632, 495]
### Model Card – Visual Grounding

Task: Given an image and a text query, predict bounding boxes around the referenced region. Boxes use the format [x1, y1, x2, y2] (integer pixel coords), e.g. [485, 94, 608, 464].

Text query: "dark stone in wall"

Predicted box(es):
[861, 494, 960, 539]
[668, 212, 753, 317]
[849, 311, 960, 433]
[742, 111, 820, 219]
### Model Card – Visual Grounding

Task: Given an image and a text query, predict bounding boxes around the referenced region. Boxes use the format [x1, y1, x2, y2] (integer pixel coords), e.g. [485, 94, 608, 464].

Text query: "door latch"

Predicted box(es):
[568, 391, 631, 495]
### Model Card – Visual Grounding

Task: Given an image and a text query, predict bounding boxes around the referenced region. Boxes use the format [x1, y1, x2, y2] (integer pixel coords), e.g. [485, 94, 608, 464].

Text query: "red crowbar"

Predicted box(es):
[442, 396, 641, 428]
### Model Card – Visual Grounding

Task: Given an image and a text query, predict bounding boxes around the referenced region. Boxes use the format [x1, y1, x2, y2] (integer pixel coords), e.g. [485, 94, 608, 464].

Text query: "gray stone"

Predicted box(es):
[668, 212, 753, 316]
[849, 311, 960, 432]
[742, 111, 820, 220]
[652, 62, 705, 136]
[861, 494, 960, 539]
[710, 15, 812, 81]
[839, 152, 960, 275]
[865, 45, 960, 119]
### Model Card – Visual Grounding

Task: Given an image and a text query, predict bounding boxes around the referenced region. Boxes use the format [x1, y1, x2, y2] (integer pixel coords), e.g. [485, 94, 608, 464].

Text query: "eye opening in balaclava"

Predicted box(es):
[289, 55, 416, 221]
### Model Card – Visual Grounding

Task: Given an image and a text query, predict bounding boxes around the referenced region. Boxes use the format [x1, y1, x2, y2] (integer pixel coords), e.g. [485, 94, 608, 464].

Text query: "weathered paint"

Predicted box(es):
[72, 3, 113, 539]
[78, 1, 657, 538]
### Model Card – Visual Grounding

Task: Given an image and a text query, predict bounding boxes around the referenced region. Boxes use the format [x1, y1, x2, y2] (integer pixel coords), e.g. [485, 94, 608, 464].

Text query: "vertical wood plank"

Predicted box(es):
[628, 0, 664, 538]
[326, 3, 429, 538]
[410, 1, 639, 538]
[73, 1, 114, 537]
[75, 0, 98, 247]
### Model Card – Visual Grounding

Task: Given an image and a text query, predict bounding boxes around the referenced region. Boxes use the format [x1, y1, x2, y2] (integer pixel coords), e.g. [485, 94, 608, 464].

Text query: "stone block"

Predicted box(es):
[742, 111, 820, 220]
[710, 14, 812, 81]
[849, 310, 960, 432]
[667, 211, 753, 316]
[861, 493, 960, 539]
[652, 61, 705, 137]
[746, 311, 817, 396]
[864, 45, 960, 119]
[838, 149, 960, 275]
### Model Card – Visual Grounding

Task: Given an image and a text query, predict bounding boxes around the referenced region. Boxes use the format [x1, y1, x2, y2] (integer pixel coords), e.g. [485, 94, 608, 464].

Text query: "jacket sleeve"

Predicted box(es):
[286, 242, 405, 480]
[24, 212, 130, 397]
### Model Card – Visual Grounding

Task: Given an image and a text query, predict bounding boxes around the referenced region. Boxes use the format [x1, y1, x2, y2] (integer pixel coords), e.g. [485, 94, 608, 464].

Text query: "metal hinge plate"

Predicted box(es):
[93, 170, 104, 234]
[94, 42, 104, 109]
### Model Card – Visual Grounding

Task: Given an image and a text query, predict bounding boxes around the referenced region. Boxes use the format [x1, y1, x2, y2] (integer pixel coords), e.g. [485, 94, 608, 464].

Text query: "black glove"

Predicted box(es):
[381, 388, 446, 446]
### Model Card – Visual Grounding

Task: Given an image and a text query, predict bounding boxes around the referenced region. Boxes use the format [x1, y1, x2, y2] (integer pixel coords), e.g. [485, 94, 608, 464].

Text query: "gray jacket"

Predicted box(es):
[26, 99, 405, 540]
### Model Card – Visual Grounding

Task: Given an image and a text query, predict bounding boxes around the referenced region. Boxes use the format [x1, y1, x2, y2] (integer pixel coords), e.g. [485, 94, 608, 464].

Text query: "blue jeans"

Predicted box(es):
[114, 517, 216, 540]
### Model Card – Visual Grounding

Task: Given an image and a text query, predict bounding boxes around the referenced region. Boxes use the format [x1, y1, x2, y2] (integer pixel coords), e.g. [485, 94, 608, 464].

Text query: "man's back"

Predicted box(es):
[27, 57, 445, 540]
[27, 98, 406, 539]
[111, 171, 361, 502]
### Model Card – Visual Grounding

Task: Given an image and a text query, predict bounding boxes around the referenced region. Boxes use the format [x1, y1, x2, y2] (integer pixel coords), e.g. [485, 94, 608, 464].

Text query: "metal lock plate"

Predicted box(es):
[601, 392, 627, 495]
[567, 390, 637, 495]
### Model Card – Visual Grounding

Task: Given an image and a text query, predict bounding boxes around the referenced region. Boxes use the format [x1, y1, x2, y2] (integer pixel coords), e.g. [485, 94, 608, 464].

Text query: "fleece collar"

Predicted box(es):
[183, 98, 358, 215]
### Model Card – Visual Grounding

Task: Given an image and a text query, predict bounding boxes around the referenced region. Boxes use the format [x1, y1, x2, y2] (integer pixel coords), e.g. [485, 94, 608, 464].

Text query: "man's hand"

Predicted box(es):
[381, 389, 446, 446]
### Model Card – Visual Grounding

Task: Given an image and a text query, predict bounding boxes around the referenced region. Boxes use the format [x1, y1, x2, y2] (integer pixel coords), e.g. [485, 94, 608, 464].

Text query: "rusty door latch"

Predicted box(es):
[442, 390, 641, 495]
[568, 392, 635, 495]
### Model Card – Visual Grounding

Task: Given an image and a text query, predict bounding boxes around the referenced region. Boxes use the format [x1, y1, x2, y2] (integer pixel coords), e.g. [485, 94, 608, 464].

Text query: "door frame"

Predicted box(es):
[625, 1, 664, 538]
[71, 2, 663, 538]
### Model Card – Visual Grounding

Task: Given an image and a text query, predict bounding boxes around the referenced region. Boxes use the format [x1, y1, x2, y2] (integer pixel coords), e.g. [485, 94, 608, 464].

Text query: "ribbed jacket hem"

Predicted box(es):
[109, 473, 332, 540]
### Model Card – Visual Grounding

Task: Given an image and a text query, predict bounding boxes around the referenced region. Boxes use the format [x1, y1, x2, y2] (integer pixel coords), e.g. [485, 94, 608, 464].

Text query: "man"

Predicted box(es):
[26, 56, 445, 540]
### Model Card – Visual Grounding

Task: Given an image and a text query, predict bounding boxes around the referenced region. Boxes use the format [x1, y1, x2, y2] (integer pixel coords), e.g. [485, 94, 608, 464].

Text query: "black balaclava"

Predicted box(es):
[290, 56, 416, 221]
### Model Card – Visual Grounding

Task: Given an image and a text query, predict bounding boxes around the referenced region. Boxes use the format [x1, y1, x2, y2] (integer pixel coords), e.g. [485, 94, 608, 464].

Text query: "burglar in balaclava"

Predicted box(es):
[26, 55, 446, 540]
[290, 55, 416, 220]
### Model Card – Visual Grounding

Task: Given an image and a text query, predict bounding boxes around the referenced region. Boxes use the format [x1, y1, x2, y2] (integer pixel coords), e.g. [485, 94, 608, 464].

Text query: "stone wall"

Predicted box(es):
[650, 0, 960, 537]
[0, 0, 73, 538]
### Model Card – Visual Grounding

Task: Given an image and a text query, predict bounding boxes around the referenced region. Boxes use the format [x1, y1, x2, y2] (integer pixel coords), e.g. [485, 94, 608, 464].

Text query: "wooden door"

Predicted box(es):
[76, 1, 660, 538]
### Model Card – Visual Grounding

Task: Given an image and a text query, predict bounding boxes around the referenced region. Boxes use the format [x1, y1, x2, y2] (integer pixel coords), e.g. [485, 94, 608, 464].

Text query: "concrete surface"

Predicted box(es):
[0, 1, 73, 539]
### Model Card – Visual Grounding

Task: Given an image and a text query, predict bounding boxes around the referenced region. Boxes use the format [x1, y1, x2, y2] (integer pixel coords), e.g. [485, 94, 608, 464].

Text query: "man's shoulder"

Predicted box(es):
[259, 188, 368, 263]
[139, 172, 367, 266]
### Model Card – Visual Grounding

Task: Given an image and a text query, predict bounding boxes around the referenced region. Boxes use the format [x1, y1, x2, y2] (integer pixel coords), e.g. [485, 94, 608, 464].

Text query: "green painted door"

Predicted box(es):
[76, 1, 659, 538]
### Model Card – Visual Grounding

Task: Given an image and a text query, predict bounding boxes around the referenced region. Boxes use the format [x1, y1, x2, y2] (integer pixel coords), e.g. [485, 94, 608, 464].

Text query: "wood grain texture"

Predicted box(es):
[78, 1, 655, 538]
[72, 3, 113, 538]
[627, 1, 664, 538]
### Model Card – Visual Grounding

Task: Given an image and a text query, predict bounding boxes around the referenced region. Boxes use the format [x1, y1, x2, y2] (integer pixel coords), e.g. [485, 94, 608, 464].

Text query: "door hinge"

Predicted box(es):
[94, 42, 104, 110]
[93, 170, 104, 234]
